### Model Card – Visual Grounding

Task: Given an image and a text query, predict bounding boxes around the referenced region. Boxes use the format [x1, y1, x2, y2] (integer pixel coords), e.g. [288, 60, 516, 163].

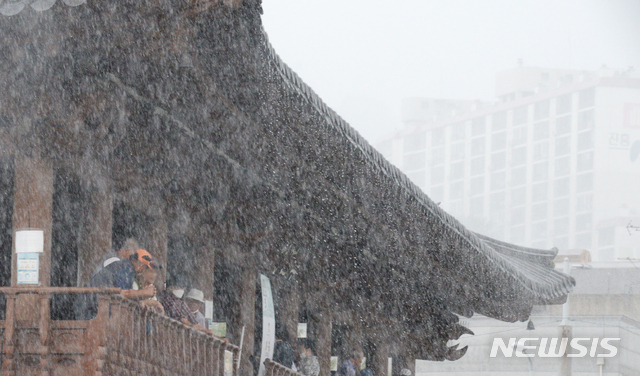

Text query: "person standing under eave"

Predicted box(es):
[75, 248, 157, 319]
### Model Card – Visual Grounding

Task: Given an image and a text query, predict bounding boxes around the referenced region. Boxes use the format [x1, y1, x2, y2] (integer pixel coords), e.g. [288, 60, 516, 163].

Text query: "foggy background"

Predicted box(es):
[262, 0, 640, 144]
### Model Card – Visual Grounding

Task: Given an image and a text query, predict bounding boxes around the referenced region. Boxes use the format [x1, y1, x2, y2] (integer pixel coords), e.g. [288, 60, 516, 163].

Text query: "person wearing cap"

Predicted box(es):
[158, 281, 199, 324]
[75, 248, 157, 319]
[92, 238, 140, 277]
[184, 288, 207, 328]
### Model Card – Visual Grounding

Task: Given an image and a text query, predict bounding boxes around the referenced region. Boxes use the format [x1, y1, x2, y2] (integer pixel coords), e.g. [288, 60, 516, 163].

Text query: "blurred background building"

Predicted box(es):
[376, 63, 640, 262]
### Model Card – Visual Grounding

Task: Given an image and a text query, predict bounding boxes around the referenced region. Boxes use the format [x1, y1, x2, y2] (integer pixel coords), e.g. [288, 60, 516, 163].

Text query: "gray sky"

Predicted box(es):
[262, 0, 640, 143]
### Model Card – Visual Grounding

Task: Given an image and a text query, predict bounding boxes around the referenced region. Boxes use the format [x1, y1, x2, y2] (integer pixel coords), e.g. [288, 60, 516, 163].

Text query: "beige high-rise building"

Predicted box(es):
[377, 65, 640, 261]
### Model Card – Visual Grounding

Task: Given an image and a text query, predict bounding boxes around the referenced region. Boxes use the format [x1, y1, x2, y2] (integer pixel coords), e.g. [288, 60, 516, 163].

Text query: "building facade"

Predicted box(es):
[377, 65, 640, 261]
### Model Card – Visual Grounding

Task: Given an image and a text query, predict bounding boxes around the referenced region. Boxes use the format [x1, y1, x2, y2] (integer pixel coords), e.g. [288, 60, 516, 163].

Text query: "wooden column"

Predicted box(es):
[228, 265, 256, 376]
[370, 340, 390, 376]
[11, 156, 53, 286]
[275, 280, 299, 343]
[310, 309, 332, 376]
[77, 187, 113, 287]
[149, 217, 168, 289]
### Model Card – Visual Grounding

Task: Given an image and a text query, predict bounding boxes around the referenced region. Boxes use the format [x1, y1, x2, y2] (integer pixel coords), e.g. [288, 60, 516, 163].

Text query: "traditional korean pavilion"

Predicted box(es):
[0, 1, 574, 375]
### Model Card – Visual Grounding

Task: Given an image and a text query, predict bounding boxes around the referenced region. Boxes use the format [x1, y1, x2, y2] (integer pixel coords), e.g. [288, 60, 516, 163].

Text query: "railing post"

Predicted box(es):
[264, 359, 275, 376]
[38, 293, 51, 376]
[1, 293, 16, 375]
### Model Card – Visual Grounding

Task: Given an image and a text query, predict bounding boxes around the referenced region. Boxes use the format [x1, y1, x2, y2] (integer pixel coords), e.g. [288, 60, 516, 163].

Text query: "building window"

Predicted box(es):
[450, 181, 464, 199]
[576, 173, 593, 193]
[532, 182, 547, 202]
[491, 152, 506, 171]
[431, 167, 445, 185]
[553, 217, 569, 237]
[513, 106, 528, 125]
[532, 203, 547, 222]
[432, 147, 445, 165]
[576, 195, 592, 212]
[470, 196, 484, 216]
[431, 185, 444, 203]
[598, 227, 615, 247]
[404, 132, 426, 153]
[407, 171, 426, 188]
[579, 87, 595, 109]
[451, 162, 464, 180]
[471, 157, 485, 175]
[491, 193, 505, 213]
[575, 233, 592, 249]
[511, 187, 526, 206]
[533, 162, 548, 182]
[511, 226, 525, 243]
[553, 236, 569, 250]
[533, 121, 549, 141]
[512, 125, 527, 145]
[452, 123, 466, 141]
[471, 137, 485, 156]
[577, 152, 594, 172]
[534, 100, 550, 120]
[493, 111, 507, 130]
[472, 117, 485, 136]
[511, 166, 527, 186]
[556, 94, 572, 115]
[556, 115, 571, 135]
[512, 147, 527, 166]
[404, 152, 426, 171]
[555, 136, 571, 156]
[578, 131, 593, 151]
[533, 142, 549, 161]
[578, 109, 594, 130]
[491, 171, 506, 191]
[511, 207, 525, 225]
[492, 131, 507, 150]
[432, 128, 445, 146]
[451, 143, 465, 160]
[554, 177, 570, 197]
[471, 176, 484, 195]
[554, 198, 570, 217]
[532, 222, 547, 239]
[576, 213, 592, 232]
[555, 157, 570, 176]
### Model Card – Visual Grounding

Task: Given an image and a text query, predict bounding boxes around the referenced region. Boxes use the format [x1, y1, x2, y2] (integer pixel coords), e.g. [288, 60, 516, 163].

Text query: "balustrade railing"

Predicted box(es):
[0, 287, 239, 376]
[264, 358, 305, 376]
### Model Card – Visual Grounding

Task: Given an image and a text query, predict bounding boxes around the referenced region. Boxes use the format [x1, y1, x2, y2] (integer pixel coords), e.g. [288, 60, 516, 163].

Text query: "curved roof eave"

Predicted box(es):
[258, 28, 575, 310]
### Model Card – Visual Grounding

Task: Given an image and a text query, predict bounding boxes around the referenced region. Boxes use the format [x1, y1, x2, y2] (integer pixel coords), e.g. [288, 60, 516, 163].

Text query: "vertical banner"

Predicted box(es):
[258, 274, 275, 376]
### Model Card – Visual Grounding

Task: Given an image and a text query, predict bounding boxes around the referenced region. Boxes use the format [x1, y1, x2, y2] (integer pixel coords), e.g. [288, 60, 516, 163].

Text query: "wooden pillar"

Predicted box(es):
[77, 187, 112, 286]
[310, 309, 332, 376]
[370, 340, 389, 376]
[275, 281, 299, 343]
[149, 217, 168, 289]
[11, 156, 53, 286]
[228, 265, 256, 376]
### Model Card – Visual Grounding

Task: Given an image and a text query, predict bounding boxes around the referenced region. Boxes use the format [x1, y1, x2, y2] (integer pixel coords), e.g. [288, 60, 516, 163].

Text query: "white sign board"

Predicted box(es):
[297, 323, 308, 338]
[258, 274, 275, 376]
[15, 230, 44, 253]
[17, 253, 39, 284]
[330, 357, 339, 372]
[224, 350, 234, 376]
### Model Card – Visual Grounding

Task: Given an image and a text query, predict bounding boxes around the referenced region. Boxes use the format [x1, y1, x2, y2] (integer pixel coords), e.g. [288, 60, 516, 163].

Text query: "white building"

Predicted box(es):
[376, 65, 640, 261]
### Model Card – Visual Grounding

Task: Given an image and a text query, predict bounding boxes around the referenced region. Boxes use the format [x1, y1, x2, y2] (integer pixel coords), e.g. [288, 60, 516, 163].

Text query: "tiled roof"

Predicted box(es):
[0, 0, 85, 16]
[260, 27, 575, 308]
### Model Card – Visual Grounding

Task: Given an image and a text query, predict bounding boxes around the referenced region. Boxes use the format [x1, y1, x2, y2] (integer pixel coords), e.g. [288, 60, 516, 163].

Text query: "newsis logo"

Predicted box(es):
[490, 338, 620, 358]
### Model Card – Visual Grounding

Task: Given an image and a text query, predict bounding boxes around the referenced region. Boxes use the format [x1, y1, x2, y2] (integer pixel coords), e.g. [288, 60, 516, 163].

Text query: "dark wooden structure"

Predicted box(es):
[0, 1, 574, 375]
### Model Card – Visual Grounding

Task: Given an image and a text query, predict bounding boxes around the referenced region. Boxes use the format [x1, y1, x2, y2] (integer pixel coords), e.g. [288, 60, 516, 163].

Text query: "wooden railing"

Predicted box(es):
[264, 358, 305, 376]
[0, 287, 239, 376]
